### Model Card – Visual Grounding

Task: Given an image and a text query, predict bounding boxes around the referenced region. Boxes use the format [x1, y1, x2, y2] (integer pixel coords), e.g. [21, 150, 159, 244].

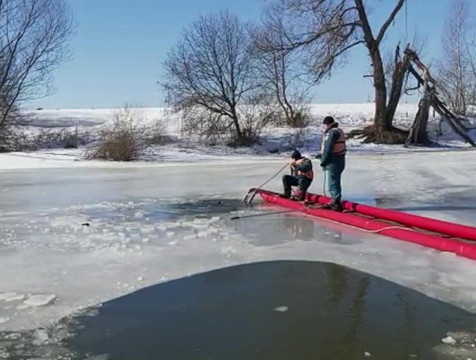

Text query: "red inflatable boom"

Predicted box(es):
[305, 193, 476, 242]
[258, 190, 476, 261]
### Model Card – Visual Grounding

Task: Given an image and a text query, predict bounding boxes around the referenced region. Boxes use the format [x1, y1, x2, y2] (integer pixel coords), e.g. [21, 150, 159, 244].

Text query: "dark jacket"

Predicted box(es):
[292, 157, 313, 179]
[321, 124, 346, 168]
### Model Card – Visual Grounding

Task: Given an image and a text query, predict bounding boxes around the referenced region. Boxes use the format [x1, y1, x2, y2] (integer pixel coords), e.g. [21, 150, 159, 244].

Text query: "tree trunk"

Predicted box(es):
[371, 48, 388, 131]
[416, 101, 430, 144]
[433, 97, 476, 147]
[386, 49, 411, 129]
[348, 45, 410, 144]
[351, 0, 409, 144]
[230, 109, 243, 142]
[406, 86, 431, 146]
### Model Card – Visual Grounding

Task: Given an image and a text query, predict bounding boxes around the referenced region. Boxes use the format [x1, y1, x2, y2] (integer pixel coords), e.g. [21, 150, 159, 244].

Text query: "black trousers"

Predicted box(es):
[282, 175, 312, 200]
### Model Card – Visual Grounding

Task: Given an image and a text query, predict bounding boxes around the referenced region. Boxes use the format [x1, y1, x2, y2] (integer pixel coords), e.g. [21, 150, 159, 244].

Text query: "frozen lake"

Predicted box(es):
[1, 151, 476, 358]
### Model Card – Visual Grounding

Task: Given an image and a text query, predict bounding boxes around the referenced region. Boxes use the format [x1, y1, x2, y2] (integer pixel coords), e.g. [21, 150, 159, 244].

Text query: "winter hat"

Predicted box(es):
[291, 150, 302, 160]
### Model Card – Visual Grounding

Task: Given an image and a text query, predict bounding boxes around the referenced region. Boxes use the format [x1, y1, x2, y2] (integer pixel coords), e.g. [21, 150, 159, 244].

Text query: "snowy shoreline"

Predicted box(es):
[1, 142, 475, 172]
[4, 103, 472, 169]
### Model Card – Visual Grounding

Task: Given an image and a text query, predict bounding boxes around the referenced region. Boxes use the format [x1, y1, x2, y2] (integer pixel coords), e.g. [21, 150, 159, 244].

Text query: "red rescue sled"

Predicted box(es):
[253, 189, 476, 261]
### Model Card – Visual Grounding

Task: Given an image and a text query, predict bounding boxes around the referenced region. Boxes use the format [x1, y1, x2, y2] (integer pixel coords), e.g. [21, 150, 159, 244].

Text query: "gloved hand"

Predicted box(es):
[315, 153, 322, 159]
[320, 162, 327, 168]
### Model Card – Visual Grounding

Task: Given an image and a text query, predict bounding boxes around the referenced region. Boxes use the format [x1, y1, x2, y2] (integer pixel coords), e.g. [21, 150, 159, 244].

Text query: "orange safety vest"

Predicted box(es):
[296, 168, 314, 180]
[321, 128, 346, 156]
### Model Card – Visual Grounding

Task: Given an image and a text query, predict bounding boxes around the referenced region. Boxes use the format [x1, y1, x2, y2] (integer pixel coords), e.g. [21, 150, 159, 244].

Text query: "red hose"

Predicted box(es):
[258, 190, 476, 261]
[305, 193, 476, 242]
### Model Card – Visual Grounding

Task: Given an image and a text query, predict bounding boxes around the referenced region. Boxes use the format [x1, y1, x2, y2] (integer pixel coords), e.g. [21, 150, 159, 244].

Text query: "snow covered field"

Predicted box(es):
[13, 103, 476, 167]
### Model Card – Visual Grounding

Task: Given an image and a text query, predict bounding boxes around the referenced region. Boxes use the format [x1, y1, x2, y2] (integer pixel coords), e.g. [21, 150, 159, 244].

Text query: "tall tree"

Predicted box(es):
[254, 26, 313, 128]
[260, 0, 409, 144]
[437, 0, 476, 116]
[0, 0, 73, 131]
[163, 11, 270, 145]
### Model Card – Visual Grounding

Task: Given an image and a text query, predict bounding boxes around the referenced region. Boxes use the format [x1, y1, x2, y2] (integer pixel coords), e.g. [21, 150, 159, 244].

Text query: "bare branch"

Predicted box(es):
[0, 0, 73, 130]
[353, 0, 376, 46]
[162, 11, 271, 144]
[376, 0, 406, 44]
[435, 0, 476, 116]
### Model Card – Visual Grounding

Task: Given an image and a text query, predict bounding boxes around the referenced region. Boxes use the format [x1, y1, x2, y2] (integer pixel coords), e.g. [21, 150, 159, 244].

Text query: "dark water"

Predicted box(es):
[63, 261, 476, 360]
[85, 198, 246, 224]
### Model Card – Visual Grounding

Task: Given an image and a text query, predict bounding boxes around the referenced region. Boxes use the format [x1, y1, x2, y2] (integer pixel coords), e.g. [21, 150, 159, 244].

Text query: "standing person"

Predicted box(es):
[282, 150, 314, 201]
[318, 116, 346, 211]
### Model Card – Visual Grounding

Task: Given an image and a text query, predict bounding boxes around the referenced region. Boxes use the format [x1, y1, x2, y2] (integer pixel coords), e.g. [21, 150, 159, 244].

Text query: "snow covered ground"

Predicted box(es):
[13, 103, 476, 166]
[1, 151, 476, 335]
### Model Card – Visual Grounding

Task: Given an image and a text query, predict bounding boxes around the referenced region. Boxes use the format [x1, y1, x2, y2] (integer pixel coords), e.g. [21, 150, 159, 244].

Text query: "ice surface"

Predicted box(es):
[32, 328, 49, 346]
[442, 336, 458, 345]
[4, 294, 26, 302]
[0, 152, 476, 333]
[0, 293, 17, 300]
[23, 295, 56, 307]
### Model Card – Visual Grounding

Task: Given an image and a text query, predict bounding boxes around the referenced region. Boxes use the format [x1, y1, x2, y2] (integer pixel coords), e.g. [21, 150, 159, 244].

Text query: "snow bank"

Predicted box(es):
[9, 104, 474, 170]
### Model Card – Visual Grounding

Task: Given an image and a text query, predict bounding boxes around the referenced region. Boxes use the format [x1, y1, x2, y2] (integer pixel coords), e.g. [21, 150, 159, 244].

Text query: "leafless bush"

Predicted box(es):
[88, 107, 147, 161]
[0, 108, 24, 151]
[179, 107, 229, 145]
[3, 128, 95, 152]
[0, 124, 18, 152]
[287, 128, 307, 149]
[144, 119, 171, 146]
[36, 129, 92, 149]
[229, 103, 276, 146]
[228, 97, 280, 146]
[279, 110, 310, 128]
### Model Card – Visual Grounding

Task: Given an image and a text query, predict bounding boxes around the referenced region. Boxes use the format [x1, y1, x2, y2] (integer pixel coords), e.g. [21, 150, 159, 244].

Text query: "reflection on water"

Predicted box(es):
[50, 261, 476, 360]
[2, 262, 476, 359]
[233, 209, 360, 246]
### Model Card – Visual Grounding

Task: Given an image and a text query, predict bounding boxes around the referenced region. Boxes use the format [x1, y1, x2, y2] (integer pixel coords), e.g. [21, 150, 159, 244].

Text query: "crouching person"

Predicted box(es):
[282, 150, 314, 201]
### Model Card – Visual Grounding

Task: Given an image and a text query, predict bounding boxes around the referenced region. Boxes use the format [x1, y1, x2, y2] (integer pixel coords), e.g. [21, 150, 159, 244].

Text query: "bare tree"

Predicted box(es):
[260, 0, 411, 143]
[468, 41, 476, 115]
[254, 26, 313, 128]
[163, 11, 271, 145]
[258, 0, 358, 84]
[0, 0, 73, 135]
[436, 0, 476, 116]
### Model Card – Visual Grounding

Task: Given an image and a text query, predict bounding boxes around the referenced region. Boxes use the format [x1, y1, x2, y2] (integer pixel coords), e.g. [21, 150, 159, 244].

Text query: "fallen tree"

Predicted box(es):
[404, 49, 476, 147]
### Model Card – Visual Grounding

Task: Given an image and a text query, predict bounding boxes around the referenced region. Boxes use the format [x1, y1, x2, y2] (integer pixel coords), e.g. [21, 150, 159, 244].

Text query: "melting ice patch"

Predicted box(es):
[0, 197, 252, 331]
